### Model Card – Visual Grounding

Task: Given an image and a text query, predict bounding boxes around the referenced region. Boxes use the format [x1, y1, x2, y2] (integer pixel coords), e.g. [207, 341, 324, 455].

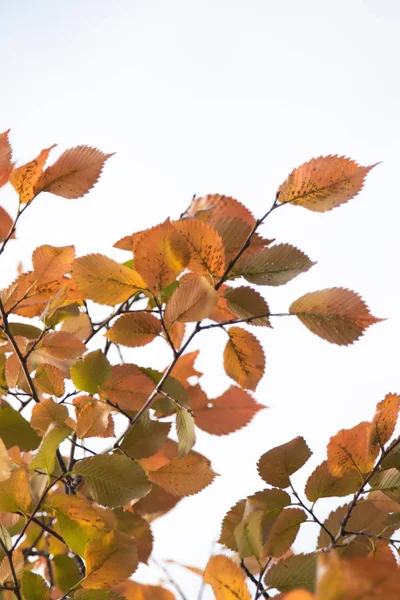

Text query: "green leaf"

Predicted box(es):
[21, 571, 50, 600]
[56, 513, 90, 556]
[74, 592, 125, 600]
[0, 405, 41, 450]
[8, 323, 43, 340]
[381, 444, 400, 470]
[71, 350, 112, 394]
[54, 554, 82, 593]
[120, 415, 171, 459]
[73, 453, 151, 508]
[257, 436, 312, 488]
[370, 468, 400, 502]
[264, 552, 317, 592]
[0, 525, 11, 551]
[234, 510, 263, 559]
[176, 407, 196, 457]
[29, 423, 72, 474]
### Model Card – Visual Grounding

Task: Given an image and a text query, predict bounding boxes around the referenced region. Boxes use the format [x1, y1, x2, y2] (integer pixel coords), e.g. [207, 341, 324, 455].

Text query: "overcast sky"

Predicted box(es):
[1, 1, 399, 597]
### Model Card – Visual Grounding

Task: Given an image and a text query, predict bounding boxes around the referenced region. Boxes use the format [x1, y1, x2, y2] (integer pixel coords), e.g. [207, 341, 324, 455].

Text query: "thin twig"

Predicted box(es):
[151, 558, 188, 600]
[240, 560, 270, 599]
[290, 484, 335, 544]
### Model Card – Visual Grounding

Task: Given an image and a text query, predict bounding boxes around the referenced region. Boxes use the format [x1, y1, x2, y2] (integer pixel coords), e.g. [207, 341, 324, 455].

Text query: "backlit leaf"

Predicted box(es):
[189, 385, 264, 435]
[258, 437, 312, 488]
[34, 145, 114, 199]
[113, 581, 175, 599]
[105, 312, 161, 347]
[76, 400, 113, 439]
[71, 253, 145, 305]
[0, 468, 31, 513]
[164, 274, 218, 326]
[10, 144, 56, 204]
[369, 393, 400, 449]
[75, 591, 125, 600]
[333, 556, 400, 599]
[219, 500, 247, 551]
[0, 207, 14, 242]
[82, 530, 138, 589]
[264, 507, 307, 557]
[277, 155, 377, 212]
[114, 509, 153, 564]
[185, 194, 255, 226]
[34, 364, 65, 397]
[101, 364, 154, 412]
[172, 350, 202, 386]
[370, 468, 400, 502]
[289, 288, 382, 345]
[53, 554, 82, 594]
[0, 130, 13, 187]
[73, 453, 151, 508]
[133, 220, 190, 294]
[174, 219, 225, 278]
[32, 244, 75, 285]
[21, 570, 50, 600]
[121, 417, 171, 459]
[30, 398, 69, 434]
[33, 331, 86, 372]
[264, 552, 317, 593]
[61, 310, 93, 341]
[70, 350, 112, 394]
[234, 244, 314, 286]
[29, 423, 72, 475]
[0, 405, 41, 450]
[147, 454, 217, 497]
[327, 421, 378, 477]
[175, 406, 196, 457]
[234, 509, 263, 559]
[223, 326, 265, 391]
[0, 440, 12, 483]
[224, 286, 271, 326]
[204, 554, 251, 600]
[305, 460, 360, 502]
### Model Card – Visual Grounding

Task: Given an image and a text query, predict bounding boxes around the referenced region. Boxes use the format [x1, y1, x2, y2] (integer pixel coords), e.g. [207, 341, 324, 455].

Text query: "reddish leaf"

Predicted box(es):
[147, 454, 217, 497]
[101, 364, 154, 412]
[9, 144, 56, 204]
[258, 437, 312, 488]
[34, 145, 114, 199]
[106, 312, 162, 347]
[174, 219, 225, 278]
[223, 326, 265, 391]
[189, 385, 264, 435]
[168, 322, 186, 350]
[277, 155, 378, 212]
[164, 274, 218, 326]
[289, 288, 382, 345]
[114, 580, 175, 599]
[0, 130, 13, 188]
[0, 207, 14, 242]
[369, 393, 400, 449]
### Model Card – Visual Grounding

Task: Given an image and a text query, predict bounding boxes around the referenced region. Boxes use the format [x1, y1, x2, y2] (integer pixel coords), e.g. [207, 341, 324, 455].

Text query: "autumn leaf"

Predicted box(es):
[327, 421, 378, 477]
[32, 244, 75, 285]
[121, 417, 171, 459]
[174, 219, 225, 278]
[204, 554, 251, 600]
[164, 273, 218, 326]
[223, 326, 265, 391]
[175, 406, 196, 457]
[21, 570, 50, 600]
[185, 194, 255, 226]
[264, 508, 307, 557]
[305, 460, 360, 502]
[234, 244, 314, 286]
[105, 312, 162, 347]
[30, 397, 69, 434]
[189, 385, 264, 435]
[234, 510, 263, 559]
[100, 364, 155, 412]
[29, 422, 72, 475]
[224, 286, 271, 326]
[289, 288, 382, 345]
[277, 155, 377, 212]
[258, 437, 312, 488]
[113, 509, 153, 564]
[147, 454, 217, 496]
[0, 468, 31, 513]
[172, 350, 202, 386]
[32, 331, 86, 373]
[264, 552, 317, 593]
[0, 405, 41, 450]
[82, 530, 138, 589]
[34, 364, 65, 397]
[75, 400, 113, 439]
[0, 207, 14, 242]
[9, 144, 56, 204]
[114, 581, 175, 599]
[369, 393, 400, 449]
[70, 349, 112, 394]
[61, 310, 92, 341]
[0, 130, 13, 187]
[34, 145, 114, 199]
[0, 440, 12, 483]
[218, 499, 247, 551]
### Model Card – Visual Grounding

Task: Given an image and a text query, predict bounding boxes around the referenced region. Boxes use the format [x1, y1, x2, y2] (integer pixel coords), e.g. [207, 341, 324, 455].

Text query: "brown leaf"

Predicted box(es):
[223, 326, 265, 391]
[327, 421, 378, 477]
[174, 219, 225, 278]
[168, 322, 186, 350]
[369, 393, 400, 449]
[277, 155, 378, 212]
[264, 508, 307, 558]
[189, 384, 264, 435]
[34, 145, 114, 199]
[32, 244, 75, 285]
[210, 284, 237, 322]
[133, 220, 190, 294]
[204, 554, 251, 600]
[305, 461, 360, 502]
[224, 286, 271, 326]
[0, 130, 13, 188]
[61, 311, 92, 341]
[10, 144, 56, 203]
[289, 288, 382, 345]
[219, 499, 247, 551]
[234, 244, 314, 286]
[106, 312, 162, 347]
[147, 454, 217, 497]
[164, 274, 218, 326]
[32, 331, 86, 371]
[101, 364, 154, 411]
[0, 207, 14, 242]
[133, 482, 181, 518]
[258, 437, 312, 488]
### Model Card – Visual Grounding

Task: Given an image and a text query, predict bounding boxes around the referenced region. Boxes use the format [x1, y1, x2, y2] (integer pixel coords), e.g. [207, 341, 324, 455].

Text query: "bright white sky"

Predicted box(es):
[1, 1, 399, 597]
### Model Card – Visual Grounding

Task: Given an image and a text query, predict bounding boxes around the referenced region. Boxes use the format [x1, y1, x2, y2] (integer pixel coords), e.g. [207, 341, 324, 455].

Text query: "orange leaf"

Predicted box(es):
[210, 284, 237, 322]
[61, 311, 92, 341]
[277, 155, 378, 212]
[258, 437, 312, 488]
[304, 460, 360, 502]
[9, 144, 56, 204]
[34, 145, 114, 199]
[264, 507, 307, 557]
[369, 393, 400, 449]
[114, 580, 175, 599]
[0, 207, 14, 242]
[204, 554, 251, 600]
[75, 399, 113, 439]
[174, 219, 225, 278]
[189, 384, 264, 435]
[283, 592, 315, 600]
[32, 244, 75, 285]
[106, 312, 162, 347]
[185, 194, 255, 226]
[133, 220, 190, 293]
[327, 421, 378, 477]
[30, 398, 69, 434]
[171, 350, 202, 386]
[70, 253, 145, 305]
[234, 244, 314, 286]
[34, 364, 65, 397]
[164, 274, 218, 326]
[223, 326, 265, 391]
[224, 286, 271, 326]
[147, 454, 217, 497]
[33, 331, 86, 364]
[289, 288, 382, 345]
[0, 130, 13, 188]
[168, 322, 186, 350]
[82, 530, 138, 589]
[101, 364, 154, 411]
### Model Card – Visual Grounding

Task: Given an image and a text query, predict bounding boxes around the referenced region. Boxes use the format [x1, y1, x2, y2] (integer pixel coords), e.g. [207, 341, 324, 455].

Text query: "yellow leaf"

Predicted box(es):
[76, 400, 113, 439]
[71, 253, 145, 305]
[34, 145, 114, 199]
[164, 274, 218, 327]
[174, 219, 225, 278]
[327, 421, 378, 476]
[114, 580, 175, 599]
[223, 326, 265, 391]
[277, 155, 378, 212]
[289, 288, 382, 345]
[83, 530, 138, 589]
[0, 439, 12, 482]
[204, 554, 251, 600]
[9, 144, 56, 204]
[0, 468, 31, 513]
